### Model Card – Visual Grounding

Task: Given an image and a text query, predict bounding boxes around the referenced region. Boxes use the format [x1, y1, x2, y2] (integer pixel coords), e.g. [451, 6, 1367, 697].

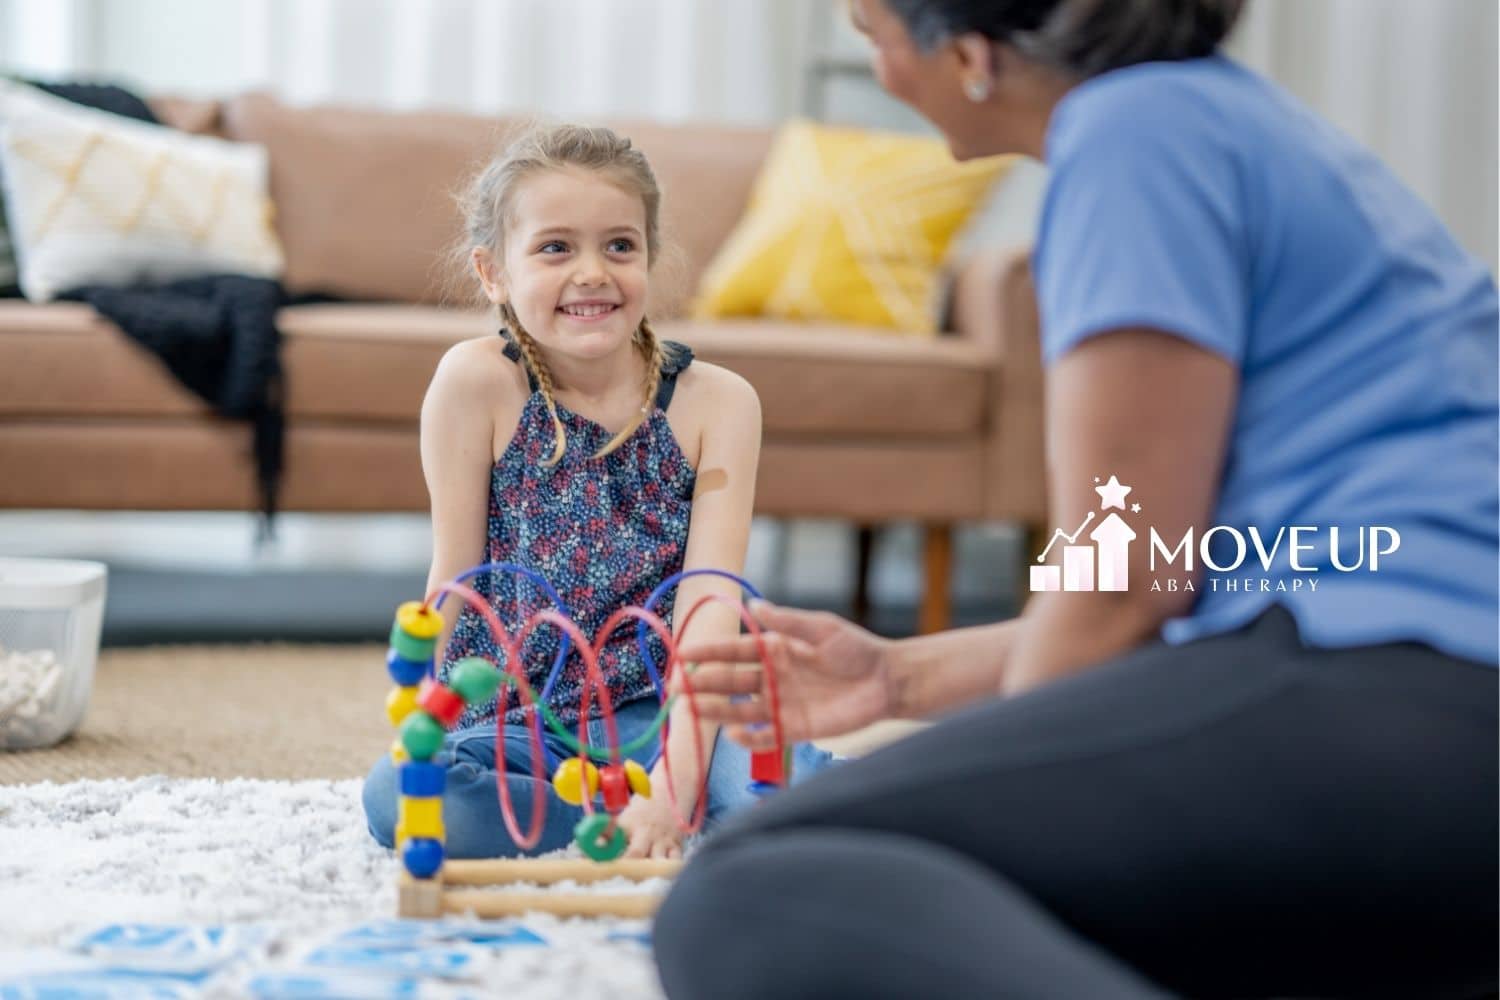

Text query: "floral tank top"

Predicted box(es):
[439, 333, 696, 728]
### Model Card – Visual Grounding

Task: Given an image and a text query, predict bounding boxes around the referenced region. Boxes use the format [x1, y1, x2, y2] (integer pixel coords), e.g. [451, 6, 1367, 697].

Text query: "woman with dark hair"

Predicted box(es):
[652, 0, 1497, 997]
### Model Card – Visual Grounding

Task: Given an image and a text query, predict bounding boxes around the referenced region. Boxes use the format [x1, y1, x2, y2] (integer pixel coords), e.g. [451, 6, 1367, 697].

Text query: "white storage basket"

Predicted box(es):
[0, 558, 107, 750]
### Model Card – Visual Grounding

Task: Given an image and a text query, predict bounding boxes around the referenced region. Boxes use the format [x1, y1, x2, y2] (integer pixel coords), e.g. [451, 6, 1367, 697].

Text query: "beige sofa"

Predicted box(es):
[0, 94, 1046, 631]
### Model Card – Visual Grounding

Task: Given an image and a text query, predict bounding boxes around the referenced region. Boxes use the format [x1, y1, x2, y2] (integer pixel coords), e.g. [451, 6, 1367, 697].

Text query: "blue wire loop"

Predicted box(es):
[635, 569, 762, 768]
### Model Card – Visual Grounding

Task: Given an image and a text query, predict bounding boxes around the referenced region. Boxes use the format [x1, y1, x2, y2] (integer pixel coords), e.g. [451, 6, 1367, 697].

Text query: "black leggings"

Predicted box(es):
[653, 609, 1498, 999]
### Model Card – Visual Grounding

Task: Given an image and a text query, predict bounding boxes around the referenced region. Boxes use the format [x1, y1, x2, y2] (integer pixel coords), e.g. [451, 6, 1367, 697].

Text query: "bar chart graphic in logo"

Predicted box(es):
[1030, 475, 1139, 592]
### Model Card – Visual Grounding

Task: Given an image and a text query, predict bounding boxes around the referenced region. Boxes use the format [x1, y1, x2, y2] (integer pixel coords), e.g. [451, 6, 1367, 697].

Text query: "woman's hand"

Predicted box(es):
[674, 601, 896, 749]
[616, 791, 685, 860]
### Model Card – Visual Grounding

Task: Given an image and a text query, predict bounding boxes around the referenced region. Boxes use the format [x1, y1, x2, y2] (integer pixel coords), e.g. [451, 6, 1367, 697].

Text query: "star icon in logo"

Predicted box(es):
[1095, 475, 1132, 510]
[1131, 502, 1142, 513]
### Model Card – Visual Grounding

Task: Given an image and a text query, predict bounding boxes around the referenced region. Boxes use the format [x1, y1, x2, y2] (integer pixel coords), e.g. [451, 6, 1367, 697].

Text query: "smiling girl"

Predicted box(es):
[361, 124, 832, 860]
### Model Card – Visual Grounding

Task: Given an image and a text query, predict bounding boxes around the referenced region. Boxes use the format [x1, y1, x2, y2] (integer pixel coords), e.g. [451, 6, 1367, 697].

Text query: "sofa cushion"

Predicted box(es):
[145, 96, 223, 138]
[0, 301, 489, 424]
[0, 301, 210, 418]
[0, 302, 991, 437]
[221, 95, 772, 317]
[662, 319, 991, 437]
[0, 422, 984, 518]
[276, 304, 491, 421]
[222, 94, 495, 309]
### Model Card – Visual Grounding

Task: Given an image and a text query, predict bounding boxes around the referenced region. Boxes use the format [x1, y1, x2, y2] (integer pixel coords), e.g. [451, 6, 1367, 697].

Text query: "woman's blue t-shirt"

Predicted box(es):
[1033, 55, 1498, 665]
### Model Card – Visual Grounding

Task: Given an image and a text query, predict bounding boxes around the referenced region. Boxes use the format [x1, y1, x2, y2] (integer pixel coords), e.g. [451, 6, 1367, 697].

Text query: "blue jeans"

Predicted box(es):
[363, 697, 837, 858]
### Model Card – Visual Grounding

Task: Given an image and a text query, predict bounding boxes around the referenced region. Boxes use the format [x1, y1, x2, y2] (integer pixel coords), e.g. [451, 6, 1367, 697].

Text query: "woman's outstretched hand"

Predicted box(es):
[673, 601, 895, 749]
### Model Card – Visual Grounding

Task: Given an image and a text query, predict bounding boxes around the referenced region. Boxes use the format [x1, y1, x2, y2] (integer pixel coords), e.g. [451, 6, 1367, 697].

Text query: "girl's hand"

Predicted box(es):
[673, 601, 895, 749]
[616, 792, 685, 860]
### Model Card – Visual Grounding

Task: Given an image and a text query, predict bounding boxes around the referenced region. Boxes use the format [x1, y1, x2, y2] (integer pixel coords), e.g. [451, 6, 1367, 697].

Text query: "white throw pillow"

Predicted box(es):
[0, 81, 283, 301]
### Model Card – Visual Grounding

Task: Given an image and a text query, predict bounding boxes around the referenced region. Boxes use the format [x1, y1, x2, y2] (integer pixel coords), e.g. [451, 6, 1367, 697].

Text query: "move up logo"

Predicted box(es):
[1029, 475, 1401, 594]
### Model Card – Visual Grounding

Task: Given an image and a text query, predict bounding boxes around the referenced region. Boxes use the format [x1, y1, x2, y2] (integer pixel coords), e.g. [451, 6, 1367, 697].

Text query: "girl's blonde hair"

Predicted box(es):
[457, 123, 666, 465]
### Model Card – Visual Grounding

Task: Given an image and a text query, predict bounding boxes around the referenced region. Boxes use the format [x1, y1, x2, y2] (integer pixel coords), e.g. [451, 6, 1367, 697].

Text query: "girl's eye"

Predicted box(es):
[607, 238, 635, 254]
[539, 241, 568, 254]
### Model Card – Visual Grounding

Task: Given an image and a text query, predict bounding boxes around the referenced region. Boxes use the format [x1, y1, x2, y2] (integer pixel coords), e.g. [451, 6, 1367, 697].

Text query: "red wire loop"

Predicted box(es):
[424, 581, 548, 851]
[672, 593, 785, 780]
[592, 605, 711, 834]
[415, 586, 785, 848]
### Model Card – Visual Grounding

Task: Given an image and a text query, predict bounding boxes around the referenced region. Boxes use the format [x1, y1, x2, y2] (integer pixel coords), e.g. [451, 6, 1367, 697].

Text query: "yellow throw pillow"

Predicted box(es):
[693, 120, 1013, 335]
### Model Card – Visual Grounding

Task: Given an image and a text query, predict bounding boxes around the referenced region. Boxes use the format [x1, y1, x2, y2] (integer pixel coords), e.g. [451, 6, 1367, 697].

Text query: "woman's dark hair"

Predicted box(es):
[882, 0, 1245, 78]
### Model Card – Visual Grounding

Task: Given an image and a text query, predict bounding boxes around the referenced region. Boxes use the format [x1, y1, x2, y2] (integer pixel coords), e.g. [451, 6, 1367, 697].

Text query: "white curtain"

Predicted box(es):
[0, 0, 814, 125]
[1228, 0, 1498, 273]
[1, 0, 1492, 268]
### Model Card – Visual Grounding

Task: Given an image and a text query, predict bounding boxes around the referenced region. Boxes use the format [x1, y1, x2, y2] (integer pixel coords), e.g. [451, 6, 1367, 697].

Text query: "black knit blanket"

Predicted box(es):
[60, 276, 287, 534]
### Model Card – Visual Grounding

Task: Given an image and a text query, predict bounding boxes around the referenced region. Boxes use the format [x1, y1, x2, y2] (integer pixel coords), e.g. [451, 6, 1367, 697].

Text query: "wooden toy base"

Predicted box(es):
[398, 857, 685, 919]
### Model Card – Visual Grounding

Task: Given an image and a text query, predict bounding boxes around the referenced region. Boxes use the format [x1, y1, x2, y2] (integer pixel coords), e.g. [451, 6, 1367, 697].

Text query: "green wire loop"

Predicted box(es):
[496, 665, 697, 762]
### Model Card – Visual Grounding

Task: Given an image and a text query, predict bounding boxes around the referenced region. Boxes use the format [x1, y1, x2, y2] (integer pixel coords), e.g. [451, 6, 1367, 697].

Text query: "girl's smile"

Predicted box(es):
[557, 299, 622, 323]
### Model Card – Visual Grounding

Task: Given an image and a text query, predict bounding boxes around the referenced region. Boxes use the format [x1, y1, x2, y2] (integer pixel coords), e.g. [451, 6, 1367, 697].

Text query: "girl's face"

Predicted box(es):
[487, 166, 650, 362]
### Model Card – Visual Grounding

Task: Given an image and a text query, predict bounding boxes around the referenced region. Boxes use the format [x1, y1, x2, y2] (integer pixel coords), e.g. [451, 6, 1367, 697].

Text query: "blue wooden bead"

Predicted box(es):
[386, 649, 431, 686]
[746, 780, 780, 798]
[403, 837, 444, 879]
[400, 761, 447, 798]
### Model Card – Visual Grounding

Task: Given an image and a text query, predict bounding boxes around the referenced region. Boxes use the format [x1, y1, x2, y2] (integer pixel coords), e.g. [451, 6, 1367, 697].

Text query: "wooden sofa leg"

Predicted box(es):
[853, 524, 876, 626]
[919, 523, 953, 634]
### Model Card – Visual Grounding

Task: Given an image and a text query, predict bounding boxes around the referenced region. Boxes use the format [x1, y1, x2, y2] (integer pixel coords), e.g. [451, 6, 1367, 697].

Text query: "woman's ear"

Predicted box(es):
[471, 247, 507, 306]
[952, 32, 997, 102]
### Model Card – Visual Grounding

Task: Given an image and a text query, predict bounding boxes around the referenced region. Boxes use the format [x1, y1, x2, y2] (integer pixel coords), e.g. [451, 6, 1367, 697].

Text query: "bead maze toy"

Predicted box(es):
[382, 564, 790, 918]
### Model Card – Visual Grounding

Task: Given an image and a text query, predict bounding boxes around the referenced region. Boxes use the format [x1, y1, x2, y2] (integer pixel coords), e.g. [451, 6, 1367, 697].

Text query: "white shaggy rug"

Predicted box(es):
[0, 777, 667, 998]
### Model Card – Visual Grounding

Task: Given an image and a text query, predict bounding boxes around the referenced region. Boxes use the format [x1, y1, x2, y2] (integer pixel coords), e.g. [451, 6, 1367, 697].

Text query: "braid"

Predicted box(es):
[640, 317, 665, 414]
[503, 307, 569, 467]
[596, 319, 664, 460]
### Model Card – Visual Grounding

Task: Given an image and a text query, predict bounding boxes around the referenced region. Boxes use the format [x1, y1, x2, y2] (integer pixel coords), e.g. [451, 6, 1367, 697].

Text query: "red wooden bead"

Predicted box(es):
[417, 678, 465, 728]
[598, 764, 631, 813]
[750, 748, 786, 785]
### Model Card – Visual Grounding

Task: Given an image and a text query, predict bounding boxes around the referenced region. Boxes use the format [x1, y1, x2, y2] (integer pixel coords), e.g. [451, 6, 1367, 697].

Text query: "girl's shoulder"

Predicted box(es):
[670, 359, 757, 406]
[425, 335, 531, 455]
[430, 335, 528, 401]
[432, 332, 525, 386]
[665, 359, 760, 440]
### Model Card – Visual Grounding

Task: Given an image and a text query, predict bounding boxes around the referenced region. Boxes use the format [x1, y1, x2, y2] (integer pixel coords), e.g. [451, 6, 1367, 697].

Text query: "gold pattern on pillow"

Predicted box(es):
[8, 134, 270, 247]
[0, 81, 282, 301]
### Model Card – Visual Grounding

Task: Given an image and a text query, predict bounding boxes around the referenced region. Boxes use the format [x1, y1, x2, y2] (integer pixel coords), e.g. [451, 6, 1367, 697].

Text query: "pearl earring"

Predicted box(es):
[965, 79, 991, 103]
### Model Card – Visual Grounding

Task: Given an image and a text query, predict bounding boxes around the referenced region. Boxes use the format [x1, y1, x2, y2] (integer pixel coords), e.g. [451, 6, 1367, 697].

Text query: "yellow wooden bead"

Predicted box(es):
[551, 757, 600, 806]
[624, 760, 652, 798]
[396, 601, 445, 640]
[385, 685, 421, 726]
[389, 738, 410, 765]
[397, 795, 445, 842]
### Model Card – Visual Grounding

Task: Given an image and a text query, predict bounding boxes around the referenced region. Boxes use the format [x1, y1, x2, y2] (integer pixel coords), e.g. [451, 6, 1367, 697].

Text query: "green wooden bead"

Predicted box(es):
[400, 711, 445, 761]
[389, 623, 437, 663]
[574, 813, 627, 862]
[449, 657, 501, 705]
